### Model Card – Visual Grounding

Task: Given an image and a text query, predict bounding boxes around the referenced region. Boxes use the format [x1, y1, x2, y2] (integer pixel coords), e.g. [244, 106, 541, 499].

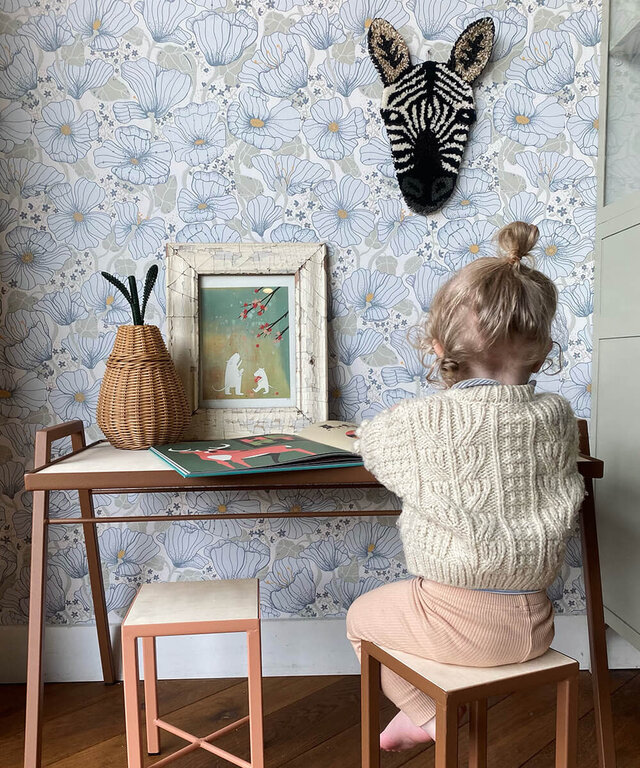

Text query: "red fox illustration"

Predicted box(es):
[168, 443, 315, 469]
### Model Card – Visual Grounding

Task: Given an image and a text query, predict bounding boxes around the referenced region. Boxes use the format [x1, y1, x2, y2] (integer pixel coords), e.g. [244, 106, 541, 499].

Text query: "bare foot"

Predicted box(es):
[379, 710, 433, 752]
[420, 705, 468, 742]
[422, 715, 437, 741]
[380, 705, 468, 751]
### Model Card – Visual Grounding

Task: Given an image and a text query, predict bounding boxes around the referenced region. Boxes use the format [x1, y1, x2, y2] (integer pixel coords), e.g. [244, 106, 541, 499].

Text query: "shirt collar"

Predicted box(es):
[452, 378, 501, 389]
[452, 378, 537, 390]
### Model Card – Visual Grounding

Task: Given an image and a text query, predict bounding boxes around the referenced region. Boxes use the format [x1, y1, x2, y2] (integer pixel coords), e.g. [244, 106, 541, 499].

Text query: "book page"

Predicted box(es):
[297, 421, 359, 453]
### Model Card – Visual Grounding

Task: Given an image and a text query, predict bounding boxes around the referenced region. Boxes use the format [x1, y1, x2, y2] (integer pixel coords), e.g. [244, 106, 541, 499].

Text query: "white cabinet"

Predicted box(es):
[593, 0, 640, 650]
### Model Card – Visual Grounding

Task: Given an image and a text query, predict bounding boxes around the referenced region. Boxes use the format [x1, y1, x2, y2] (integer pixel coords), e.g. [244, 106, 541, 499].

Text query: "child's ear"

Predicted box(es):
[432, 340, 445, 359]
[531, 359, 544, 373]
[531, 340, 554, 373]
[368, 18, 412, 87]
[447, 17, 494, 83]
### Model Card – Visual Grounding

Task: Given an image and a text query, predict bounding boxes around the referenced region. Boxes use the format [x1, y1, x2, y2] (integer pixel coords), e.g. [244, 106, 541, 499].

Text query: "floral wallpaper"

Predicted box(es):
[0, 0, 600, 627]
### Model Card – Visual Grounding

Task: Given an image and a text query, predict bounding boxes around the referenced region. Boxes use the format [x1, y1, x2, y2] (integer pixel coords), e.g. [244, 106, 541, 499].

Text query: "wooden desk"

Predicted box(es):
[22, 420, 615, 768]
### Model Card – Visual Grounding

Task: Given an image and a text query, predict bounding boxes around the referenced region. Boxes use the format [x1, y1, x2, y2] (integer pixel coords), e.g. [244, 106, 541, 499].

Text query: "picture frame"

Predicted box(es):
[166, 242, 328, 439]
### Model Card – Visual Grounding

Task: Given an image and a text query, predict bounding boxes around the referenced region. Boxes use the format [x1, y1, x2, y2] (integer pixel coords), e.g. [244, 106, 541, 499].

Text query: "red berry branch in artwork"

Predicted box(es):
[238, 286, 289, 342]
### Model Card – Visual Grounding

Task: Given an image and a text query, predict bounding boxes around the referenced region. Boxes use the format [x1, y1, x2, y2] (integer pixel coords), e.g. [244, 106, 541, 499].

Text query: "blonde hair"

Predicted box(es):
[419, 221, 558, 387]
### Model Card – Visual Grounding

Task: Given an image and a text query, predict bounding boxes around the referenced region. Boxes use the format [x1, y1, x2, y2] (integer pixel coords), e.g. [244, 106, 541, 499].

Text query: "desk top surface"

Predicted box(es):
[24, 441, 381, 492]
[24, 440, 604, 493]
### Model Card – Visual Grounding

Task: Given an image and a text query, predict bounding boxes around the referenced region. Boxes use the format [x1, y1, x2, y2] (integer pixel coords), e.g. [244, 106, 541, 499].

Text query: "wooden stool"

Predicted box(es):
[361, 640, 579, 768]
[121, 579, 264, 768]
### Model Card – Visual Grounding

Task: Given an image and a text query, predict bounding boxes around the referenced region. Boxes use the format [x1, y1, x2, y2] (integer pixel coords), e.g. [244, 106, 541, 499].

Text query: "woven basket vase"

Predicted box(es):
[97, 325, 191, 450]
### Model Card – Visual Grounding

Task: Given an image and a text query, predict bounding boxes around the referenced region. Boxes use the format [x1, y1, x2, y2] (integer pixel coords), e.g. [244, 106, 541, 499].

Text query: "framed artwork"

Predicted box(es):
[166, 243, 328, 439]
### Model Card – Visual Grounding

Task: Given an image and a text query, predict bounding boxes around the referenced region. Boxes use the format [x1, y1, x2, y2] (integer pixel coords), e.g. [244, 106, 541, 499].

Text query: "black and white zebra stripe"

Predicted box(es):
[368, 17, 494, 215]
[383, 62, 475, 173]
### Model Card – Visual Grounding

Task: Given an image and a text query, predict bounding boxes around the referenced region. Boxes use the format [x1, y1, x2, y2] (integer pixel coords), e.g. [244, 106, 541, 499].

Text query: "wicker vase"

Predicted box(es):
[97, 325, 191, 450]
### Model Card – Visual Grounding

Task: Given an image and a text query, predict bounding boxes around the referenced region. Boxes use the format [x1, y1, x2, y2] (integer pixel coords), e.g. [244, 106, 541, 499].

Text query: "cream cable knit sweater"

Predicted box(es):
[355, 384, 585, 590]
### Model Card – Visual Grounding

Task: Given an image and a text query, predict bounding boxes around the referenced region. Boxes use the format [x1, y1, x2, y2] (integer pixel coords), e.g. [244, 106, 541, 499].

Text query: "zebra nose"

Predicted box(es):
[431, 176, 455, 202]
[400, 180, 435, 214]
[400, 176, 423, 197]
[400, 174, 455, 214]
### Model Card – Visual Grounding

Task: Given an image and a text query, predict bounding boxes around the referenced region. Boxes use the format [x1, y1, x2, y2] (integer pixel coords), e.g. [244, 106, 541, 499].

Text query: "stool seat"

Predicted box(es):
[361, 639, 579, 768]
[121, 578, 263, 768]
[123, 579, 259, 628]
[376, 646, 577, 695]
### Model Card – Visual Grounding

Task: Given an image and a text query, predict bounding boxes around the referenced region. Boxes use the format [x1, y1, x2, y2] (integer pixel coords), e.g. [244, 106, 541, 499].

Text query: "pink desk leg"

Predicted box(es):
[247, 623, 265, 768]
[578, 420, 616, 768]
[24, 421, 115, 768]
[581, 479, 617, 768]
[361, 642, 380, 768]
[23, 488, 48, 768]
[71, 431, 115, 685]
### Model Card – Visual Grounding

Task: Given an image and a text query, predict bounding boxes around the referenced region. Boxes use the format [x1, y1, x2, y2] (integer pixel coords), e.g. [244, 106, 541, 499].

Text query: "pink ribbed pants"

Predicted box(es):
[346, 577, 555, 726]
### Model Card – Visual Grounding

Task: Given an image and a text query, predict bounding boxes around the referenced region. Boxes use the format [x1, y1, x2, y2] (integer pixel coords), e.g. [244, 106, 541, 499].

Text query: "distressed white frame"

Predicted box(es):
[166, 242, 328, 439]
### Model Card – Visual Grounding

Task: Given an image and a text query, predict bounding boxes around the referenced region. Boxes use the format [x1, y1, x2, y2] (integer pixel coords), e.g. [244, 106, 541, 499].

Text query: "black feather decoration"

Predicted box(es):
[100, 271, 131, 305]
[100, 266, 159, 326]
[128, 275, 142, 326]
[141, 264, 159, 324]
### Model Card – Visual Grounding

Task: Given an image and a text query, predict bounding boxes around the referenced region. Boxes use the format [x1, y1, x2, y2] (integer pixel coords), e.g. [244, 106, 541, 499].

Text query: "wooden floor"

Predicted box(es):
[1, 670, 638, 767]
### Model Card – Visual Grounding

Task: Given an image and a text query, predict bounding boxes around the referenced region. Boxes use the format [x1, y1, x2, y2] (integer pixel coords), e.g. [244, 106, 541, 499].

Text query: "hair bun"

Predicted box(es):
[497, 221, 539, 266]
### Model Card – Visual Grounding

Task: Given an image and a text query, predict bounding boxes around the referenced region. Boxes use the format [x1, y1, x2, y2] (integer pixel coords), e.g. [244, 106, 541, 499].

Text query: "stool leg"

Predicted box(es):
[468, 699, 488, 768]
[435, 700, 458, 768]
[247, 625, 264, 768]
[122, 633, 144, 768]
[556, 673, 579, 768]
[361, 644, 380, 768]
[142, 637, 160, 755]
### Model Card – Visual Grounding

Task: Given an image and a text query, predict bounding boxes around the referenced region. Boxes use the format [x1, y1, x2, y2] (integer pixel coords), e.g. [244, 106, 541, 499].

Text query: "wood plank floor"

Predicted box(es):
[1, 670, 638, 767]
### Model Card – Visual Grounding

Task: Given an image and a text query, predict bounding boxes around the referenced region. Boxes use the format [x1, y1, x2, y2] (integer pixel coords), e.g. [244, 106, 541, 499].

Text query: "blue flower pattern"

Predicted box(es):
[34, 100, 99, 163]
[303, 98, 366, 161]
[114, 58, 191, 122]
[47, 59, 114, 99]
[67, 0, 137, 51]
[239, 32, 308, 97]
[312, 176, 375, 247]
[506, 29, 576, 94]
[0, 0, 598, 624]
[114, 201, 166, 259]
[493, 86, 565, 148]
[163, 102, 226, 166]
[177, 171, 238, 223]
[227, 89, 301, 150]
[291, 10, 346, 49]
[188, 9, 257, 67]
[136, 0, 195, 44]
[0, 34, 38, 99]
[48, 179, 112, 250]
[21, 12, 74, 51]
[94, 126, 171, 185]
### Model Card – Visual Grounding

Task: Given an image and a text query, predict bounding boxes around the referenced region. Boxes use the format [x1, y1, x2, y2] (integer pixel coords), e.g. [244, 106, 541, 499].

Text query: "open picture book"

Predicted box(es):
[149, 421, 362, 478]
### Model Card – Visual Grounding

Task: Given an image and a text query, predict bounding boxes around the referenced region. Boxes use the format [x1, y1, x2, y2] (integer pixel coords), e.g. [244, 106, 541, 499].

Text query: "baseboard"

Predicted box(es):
[0, 615, 638, 683]
[604, 606, 640, 652]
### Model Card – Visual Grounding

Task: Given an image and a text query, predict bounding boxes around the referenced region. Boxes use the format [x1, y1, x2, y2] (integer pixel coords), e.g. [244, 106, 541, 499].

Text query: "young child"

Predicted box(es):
[348, 221, 585, 751]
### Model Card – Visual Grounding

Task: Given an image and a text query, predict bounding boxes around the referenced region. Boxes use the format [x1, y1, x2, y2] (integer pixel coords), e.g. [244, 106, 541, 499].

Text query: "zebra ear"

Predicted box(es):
[448, 17, 494, 83]
[368, 18, 412, 87]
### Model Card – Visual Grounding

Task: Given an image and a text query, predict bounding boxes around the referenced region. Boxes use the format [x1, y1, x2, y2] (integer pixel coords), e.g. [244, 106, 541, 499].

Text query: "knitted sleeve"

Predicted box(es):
[354, 405, 414, 498]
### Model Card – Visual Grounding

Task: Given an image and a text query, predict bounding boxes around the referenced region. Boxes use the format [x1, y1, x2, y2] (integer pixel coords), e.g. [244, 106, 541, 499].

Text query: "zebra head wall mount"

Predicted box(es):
[368, 17, 494, 216]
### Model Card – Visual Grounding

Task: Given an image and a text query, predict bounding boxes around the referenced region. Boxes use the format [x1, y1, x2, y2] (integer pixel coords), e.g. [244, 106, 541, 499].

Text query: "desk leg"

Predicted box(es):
[24, 490, 48, 768]
[361, 644, 380, 768]
[581, 480, 616, 768]
[78, 489, 116, 684]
